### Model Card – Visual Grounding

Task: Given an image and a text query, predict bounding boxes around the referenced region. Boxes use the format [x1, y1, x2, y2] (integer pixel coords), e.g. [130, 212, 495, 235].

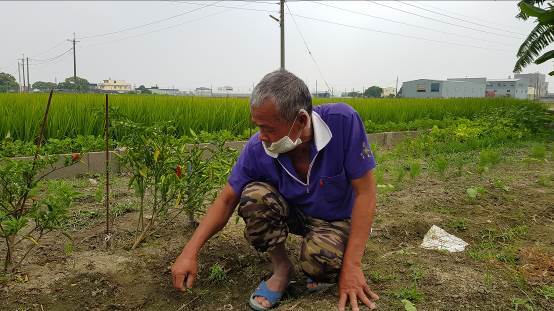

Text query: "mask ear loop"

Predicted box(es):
[290, 109, 309, 141]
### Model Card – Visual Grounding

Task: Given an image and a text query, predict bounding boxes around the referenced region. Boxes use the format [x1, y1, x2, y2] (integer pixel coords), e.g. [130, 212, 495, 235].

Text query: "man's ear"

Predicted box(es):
[298, 109, 310, 127]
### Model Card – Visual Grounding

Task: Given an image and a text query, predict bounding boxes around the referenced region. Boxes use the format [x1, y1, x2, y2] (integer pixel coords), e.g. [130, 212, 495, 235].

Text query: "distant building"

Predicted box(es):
[401, 79, 485, 98]
[313, 91, 331, 98]
[382, 87, 396, 97]
[217, 86, 233, 92]
[98, 79, 132, 93]
[514, 73, 548, 99]
[485, 79, 528, 99]
[148, 86, 180, 96]
[194, 87, 212, 96]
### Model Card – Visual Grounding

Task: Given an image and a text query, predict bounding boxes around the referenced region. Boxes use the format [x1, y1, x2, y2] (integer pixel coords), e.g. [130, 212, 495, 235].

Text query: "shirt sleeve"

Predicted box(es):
[227, 141, 259, 195]
[343, 109, 376, 180]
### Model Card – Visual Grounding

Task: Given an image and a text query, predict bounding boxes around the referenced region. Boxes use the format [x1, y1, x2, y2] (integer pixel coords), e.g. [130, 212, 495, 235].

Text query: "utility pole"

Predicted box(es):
[26, 57, 30, 91]
[68, 33, 79, 82]
[280, 0, 285, 69]
[315, 80, 318, 97]
[269, 1, 285, 69]
[395, 76, 399, 97]
[21, 55, 26, 92]
[17, 61, 22, 93]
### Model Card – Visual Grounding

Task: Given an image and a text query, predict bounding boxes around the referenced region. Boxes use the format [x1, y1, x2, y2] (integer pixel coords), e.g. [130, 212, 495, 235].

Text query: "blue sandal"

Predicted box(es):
[248, 281, 285, 310]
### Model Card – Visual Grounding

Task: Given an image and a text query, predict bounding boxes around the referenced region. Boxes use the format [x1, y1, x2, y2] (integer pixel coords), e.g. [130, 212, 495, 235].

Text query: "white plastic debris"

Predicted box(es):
[88, 178, 98, 186]
[420, 225, 468, 252]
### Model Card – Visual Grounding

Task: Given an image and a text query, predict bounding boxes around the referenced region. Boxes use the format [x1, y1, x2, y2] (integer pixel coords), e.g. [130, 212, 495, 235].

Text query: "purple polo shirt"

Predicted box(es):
[228, 103, 376, 221]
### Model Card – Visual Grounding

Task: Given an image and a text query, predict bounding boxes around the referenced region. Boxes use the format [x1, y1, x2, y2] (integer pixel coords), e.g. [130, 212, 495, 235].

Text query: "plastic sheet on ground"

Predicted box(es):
[420, 225, 469, 252]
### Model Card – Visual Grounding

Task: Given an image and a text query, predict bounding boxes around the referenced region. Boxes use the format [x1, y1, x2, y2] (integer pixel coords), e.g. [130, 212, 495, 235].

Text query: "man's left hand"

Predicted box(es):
[338, 263, 379, 311]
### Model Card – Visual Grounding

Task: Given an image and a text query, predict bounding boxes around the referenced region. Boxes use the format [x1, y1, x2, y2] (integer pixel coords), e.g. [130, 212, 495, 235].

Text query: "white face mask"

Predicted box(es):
[263, 109, 307, 155]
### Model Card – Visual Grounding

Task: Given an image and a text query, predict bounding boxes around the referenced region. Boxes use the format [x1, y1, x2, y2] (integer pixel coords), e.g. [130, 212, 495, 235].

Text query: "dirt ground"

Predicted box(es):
[1, 142, 553, 311]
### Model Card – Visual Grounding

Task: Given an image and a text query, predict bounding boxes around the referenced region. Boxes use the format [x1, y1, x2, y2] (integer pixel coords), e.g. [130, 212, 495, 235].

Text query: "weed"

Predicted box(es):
[448, 218, 467, 231]
[511, 297, 534, 310]
[530, 144, 546, 160]
[409, 161, 421, 180]
[393, 286, 424, 303]
[433, 155, 448, 177]
[208, 263, 227, 282]
[539, 285, 554, 299]
[466, 186, 486, 200]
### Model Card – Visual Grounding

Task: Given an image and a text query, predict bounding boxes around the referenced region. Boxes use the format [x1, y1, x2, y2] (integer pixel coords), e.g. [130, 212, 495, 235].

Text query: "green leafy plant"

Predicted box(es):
[0, 160, 78, 271]
[1, 92, 81, 272]
[401, 299, 417, 311]
[466, 186, 486, 200]
[433, 155, 448, 177]
[448, 218, 467, 231]
[208, 262, 227, 282]
[393, 286, 424, 303]
[539, 285, 554, 300]
[511, 297, 534, 311]
[115, 119, 237, 248]
[408, 161, 421, 180]
[530, 144, 546, 160]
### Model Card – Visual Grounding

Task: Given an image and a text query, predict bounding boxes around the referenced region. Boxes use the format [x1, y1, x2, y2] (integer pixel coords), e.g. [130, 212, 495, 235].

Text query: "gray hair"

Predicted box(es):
[250, 69, 312, 121]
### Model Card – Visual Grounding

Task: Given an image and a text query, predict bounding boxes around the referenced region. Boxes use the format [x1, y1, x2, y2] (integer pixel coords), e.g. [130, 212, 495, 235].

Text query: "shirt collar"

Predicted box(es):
[262, 110, 333, 158]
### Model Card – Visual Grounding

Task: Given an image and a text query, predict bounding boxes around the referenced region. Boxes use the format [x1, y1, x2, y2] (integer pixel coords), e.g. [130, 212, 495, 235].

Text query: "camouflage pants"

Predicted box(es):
[237, 182, 351, 283]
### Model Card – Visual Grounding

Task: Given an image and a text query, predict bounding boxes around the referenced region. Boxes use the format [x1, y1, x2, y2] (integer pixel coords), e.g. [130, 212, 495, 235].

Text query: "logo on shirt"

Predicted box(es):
[361, 142, 371, 159]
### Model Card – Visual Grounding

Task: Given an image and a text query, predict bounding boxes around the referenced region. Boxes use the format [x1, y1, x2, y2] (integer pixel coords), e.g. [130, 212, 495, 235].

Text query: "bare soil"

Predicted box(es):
[1, 142, 553, 311]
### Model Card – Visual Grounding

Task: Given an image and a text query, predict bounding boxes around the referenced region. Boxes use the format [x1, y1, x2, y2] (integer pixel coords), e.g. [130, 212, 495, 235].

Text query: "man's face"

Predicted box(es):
[251, 99, 303, 145]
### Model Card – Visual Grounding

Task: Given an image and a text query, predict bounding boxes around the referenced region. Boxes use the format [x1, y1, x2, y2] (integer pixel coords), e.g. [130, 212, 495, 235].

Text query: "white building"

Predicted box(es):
[485, 79, 528, 99]
[194, 87, 212, 96]
[514, 73, 548, 98]
[382, 87, 396, 97]
[148, 87, 180, 96]
[401, 79, 485, 98]
[98, 79, 133, 93]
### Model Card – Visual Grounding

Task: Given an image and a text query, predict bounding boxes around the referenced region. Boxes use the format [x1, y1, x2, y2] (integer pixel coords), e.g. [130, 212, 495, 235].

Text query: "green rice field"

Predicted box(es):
[0, 93, 544, 141]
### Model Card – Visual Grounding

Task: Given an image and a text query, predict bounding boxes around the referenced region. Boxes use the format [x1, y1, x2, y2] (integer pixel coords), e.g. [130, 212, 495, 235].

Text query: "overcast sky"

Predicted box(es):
[1, 1, 552, 93]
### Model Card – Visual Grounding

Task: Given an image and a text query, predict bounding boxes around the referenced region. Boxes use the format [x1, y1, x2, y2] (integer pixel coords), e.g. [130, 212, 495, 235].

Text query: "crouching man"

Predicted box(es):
[171, 69, 379, 311]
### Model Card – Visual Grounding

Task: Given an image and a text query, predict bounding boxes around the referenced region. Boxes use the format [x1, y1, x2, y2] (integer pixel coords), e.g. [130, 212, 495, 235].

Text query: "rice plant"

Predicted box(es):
[0, 93, 541, 141]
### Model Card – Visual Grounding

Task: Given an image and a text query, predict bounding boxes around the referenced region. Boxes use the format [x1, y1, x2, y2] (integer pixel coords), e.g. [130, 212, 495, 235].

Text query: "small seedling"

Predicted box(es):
[393, 286, 424, 303]
[466, 186, 486, 200]
[479, 149, 501, 173]
[511, 297, 534, 311]
[434, 156, 448, 177]
[208, 263, 227, 282]
[401, 299, 417, 311]
[539, 285, 554, 299]
[493, 179, 511, 192]
[530, 144, 546, 160]
[537, 175, 552, 187]
[448, 219, 467, 231]
[409, 161, 421, 180]
[395, 165, 407, 183]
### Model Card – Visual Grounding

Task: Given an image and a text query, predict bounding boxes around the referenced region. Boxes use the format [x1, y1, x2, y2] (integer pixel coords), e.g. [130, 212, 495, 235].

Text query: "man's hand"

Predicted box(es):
[171, 253, 198, 292]
[338, 263, 379, 311]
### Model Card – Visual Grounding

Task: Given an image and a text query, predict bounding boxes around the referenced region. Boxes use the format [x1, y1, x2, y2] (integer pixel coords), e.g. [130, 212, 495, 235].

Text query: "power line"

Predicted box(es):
[285, 2, 332, 94]
[30, 48, 73, 64]
[84, 1, 260, 48]
[289, 13, 512, 53]
[29, 40, 68, 58]
[170, 1, 277, 13]
[395, 1, 527, 37]
[413, 1, 520, 32]
[77, 1, 224, 40]
[367, 1, 524, 40]
[312, 2, 513, 48]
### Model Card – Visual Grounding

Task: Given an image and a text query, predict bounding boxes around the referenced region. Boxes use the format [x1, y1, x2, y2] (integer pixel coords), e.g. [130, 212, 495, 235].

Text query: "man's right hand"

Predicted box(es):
[171, 253, 198, 291]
